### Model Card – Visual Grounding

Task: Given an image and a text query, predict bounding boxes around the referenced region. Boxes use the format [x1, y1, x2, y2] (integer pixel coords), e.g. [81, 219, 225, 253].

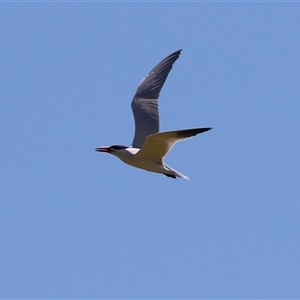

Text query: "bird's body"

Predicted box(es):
[96, 50, 212, 180]
[102, 146, 185, 179]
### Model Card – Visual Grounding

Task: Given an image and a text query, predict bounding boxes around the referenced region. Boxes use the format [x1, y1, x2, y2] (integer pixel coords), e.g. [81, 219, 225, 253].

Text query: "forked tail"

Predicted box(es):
[164, 164, 190, 180]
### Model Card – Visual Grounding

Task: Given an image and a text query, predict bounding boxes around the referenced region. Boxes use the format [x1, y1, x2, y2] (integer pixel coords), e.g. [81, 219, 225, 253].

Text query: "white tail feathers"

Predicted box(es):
[164, 164, 190, 180]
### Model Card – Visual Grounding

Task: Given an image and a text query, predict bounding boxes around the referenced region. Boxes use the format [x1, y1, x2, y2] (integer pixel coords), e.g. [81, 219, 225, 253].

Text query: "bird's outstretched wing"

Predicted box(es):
[131, 50, 182, 148]
[134, 128, 212, 163]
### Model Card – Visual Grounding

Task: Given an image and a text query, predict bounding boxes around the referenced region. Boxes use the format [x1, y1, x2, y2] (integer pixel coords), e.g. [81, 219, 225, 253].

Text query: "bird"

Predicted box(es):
[96, 49, 212, 180]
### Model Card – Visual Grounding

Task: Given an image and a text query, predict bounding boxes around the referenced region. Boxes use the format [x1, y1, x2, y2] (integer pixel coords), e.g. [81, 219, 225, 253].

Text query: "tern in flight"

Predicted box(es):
[96, 49, 212, 180]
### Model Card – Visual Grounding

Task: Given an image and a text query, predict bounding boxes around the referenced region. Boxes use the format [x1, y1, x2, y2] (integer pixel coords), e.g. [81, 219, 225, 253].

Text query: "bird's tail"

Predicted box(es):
[164, 164, 190, 180]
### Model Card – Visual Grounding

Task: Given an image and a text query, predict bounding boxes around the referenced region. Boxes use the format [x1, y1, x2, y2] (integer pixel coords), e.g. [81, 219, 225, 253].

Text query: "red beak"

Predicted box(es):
[95, 147, 112, 153]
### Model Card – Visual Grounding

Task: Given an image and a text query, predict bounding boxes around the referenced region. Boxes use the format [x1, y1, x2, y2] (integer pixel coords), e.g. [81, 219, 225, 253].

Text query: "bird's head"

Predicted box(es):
[95, 145, 131, 159]
[96, 144, 140, 161]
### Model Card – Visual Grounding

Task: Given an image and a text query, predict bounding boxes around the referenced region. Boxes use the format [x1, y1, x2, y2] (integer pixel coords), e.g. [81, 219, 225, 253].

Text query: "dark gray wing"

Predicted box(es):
[131, 49, 182, 148]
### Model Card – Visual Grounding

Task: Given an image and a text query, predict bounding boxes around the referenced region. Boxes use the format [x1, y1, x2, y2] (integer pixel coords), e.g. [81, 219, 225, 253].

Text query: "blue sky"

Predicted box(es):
[1, 2, 300, 298]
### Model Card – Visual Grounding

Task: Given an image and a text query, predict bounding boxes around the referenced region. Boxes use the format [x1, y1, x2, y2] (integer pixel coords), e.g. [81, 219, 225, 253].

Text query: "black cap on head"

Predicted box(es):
[110, 145, 128, 150]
